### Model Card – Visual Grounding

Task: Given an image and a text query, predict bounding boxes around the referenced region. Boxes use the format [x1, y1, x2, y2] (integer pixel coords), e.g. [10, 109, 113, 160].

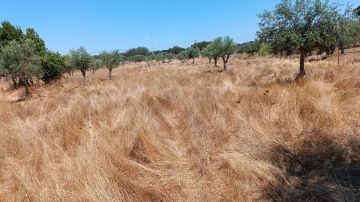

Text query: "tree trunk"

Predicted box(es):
[214, 57, 218, 67]
[222, 55, 231, 71]
[12, 77, 18, 88]
[21, 77, 31, 97]
[222, 57, 227, 71]
[108, 68, 112, 80]
[192, 58, 195, 65]
[81, 70, 86, 85]
[208, 58, 212, 68]
[296, 50, 306, 80]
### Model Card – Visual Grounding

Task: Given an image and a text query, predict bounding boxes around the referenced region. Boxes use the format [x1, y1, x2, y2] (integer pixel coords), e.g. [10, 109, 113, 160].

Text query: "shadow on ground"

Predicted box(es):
[264, 129, 360, 201]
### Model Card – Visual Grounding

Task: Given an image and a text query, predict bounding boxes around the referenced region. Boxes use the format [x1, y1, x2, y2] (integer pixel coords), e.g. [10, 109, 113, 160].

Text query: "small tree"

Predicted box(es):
[258, 0, 348, 79]
[202, 45, 215, 68]
[41, 51, 67, 84]
[99, 50, 122, 80]
[177, 50, 189, 63]
[69, 47, 92, 85]
[219, 36, 236, 71]
[187, 47, 200, 64]
[205, 37, 235, 71]
[89, 58, 102, 74]
[0, 39, 42, 97]
[203, 39, 222, 68]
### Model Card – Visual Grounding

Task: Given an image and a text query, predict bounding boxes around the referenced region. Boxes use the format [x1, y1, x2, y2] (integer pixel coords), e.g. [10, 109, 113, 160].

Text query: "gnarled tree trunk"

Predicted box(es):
[20, 77, 31, 97]
[222, 54, 231, 71]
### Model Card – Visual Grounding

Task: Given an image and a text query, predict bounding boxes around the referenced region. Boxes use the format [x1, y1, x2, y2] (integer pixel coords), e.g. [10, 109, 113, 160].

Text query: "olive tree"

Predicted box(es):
[177, 50, 189, 63]
[203, 36, 235, 71]
[89, 58, 103, 74]
[203, 38, 222, 68]
[69, 47, 92, 85]
[0, 39, 42, 97]
[187, 47, 200, 64]
[99, 50, 122, 80]
[258, 0, 348, 79]
[218, 36, 236, 71]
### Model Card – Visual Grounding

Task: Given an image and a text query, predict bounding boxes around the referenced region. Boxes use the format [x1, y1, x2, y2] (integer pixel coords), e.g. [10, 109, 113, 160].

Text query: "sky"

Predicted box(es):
[1, 0, 358, 54]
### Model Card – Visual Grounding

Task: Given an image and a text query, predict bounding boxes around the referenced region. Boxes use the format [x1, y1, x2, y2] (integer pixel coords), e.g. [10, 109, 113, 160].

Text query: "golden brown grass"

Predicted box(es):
[0, 55, 359, 201]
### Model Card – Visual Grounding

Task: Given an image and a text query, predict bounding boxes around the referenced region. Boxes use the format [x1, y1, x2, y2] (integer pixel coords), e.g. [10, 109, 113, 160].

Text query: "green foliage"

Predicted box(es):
[355, 6, 360, 17]
[0, 21, 23, 49]
[202, 39, 221, 59]
[237, 41, 260, 55]
[99, 50, 122, 69]
[41, 51, 67, 83]
[203, 36, 235, 70]
[258, 43, 270, 57]
[62, 55, 73, 75]
[155, 52, 167, 63]
[69, 47, 92, 80]
[125, 47, 150, 58]
[0, 39, 42, 79]
[338, 19, 360, 52]
[0, 21, 46, 56]
[131, 55, 147, 63]
[191, 41, 211, 51]
[0, 39, 42, 95]
[89, 58, 103, 72]
[177, 50, 189, 63]
[187, 47, 200, 59]
[167, 46, 185, 55]
[25, 28, 46, 56]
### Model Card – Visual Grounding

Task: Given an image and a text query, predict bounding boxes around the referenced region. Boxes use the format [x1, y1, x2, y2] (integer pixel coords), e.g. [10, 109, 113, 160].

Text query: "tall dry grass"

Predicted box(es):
[0, 55, 359, 201]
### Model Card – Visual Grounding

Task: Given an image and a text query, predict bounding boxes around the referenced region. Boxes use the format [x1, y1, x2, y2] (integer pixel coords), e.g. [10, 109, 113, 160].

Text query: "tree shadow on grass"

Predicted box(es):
[264, 129, 360, 201]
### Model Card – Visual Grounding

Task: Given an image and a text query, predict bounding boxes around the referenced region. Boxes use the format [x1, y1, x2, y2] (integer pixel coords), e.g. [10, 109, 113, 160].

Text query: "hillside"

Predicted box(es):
[0, 56, 360, 201]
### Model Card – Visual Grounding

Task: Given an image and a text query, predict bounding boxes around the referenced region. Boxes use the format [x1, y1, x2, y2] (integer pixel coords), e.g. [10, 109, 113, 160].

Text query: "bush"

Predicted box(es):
[41, 51, 67, 84]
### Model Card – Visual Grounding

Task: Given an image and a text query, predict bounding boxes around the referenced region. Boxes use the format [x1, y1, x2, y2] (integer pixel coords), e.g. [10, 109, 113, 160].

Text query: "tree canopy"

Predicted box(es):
[0, 39, 42, 96]
[237, 41, 260, 55]
[0, 21, 23, 49]
[191, 41, 211, 51]
[41, 51, 67, 84]
[125, 47, 150, 58]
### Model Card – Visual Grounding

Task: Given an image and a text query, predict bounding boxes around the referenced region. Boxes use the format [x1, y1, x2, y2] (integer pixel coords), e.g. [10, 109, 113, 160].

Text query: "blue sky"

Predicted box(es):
[1, 0, 357, 54]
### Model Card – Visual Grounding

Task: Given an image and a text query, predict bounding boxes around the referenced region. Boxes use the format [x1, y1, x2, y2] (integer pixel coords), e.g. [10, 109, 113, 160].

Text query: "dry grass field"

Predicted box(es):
[0, 54, 360, 201]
